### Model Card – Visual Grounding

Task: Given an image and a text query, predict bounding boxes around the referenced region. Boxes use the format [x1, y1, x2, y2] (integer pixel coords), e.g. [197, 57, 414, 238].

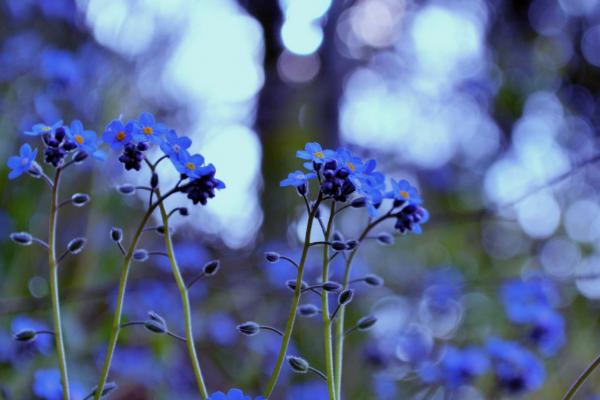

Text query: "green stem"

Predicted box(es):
[333, 213, 390, 396]
[562, 354, 600, 400]
[322, 202, 337, 400]
[49, 169, 70, 400]
[158, 195, 209, 399]
[263, 194, 322, 398]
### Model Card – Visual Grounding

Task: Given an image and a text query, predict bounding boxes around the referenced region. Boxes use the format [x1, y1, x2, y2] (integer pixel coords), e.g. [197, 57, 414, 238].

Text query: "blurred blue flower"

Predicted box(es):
[529, 309, 565, 356]
[108, 346, 163, 385]
[161, 129, 192, 162]
[207, 313, 237, 346]
[487, 338, 545, 395]
[419, 346, 489, 389]
[500, 278, 558, 324]
[296, 142, 334, 168]
[386, 179, 422, 206]
[7, 143, 37, 179]
[423, 267, 463, 310]
[285, 381, 328, 400]
[132, 112, 167, 144]
[280, 170, 316, 188]
[24, 121, 62, 136]
[32, 369, 85, 400]
[395, 323, 434, 366]
[41, 48, 81, 88]
[102, 119, 134, 151]
[208, 388, 264, 400]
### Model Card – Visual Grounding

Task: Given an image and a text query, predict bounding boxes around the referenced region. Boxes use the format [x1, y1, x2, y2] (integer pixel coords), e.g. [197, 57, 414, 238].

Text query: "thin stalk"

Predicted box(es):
[321, 202, 337, 400]
[48, 168, 70, 400]
[562, 354, 600, 400]
[94, 187, 180, 399]
[158, 196, 209, 399]
[263, 194, 322, 398]
[333, 212, 391, 396]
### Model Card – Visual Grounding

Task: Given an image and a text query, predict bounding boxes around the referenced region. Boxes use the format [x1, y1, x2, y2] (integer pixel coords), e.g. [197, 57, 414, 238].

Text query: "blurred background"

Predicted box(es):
[2, 0, 600, 398]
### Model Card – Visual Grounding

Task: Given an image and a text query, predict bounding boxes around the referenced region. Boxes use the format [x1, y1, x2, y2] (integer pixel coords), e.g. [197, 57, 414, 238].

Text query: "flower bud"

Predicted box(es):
[132, 249, 149, 262]
[144, 318, 167, 334]
[287, 356, 309, 374]
[147, 310, 167, 326]
[27, 162, 42, 178]
[67, 237, 87, 254]
[338, 289, 354, 306]
[73, 151, 88, 163]
[110, 227, 123, 242]
[376, 233, 394, 245]
[117, 184, 136, 195]
[155, 226, 166, 235]
[150, 173, 159, 188]
[202, 260, 220, 276]
[364, 274, 384, 287]
[298, 304, 319, 317]
[296, 182, 308, 196]
[286, 279, 308, 291]
[345, 240, 358, 250]
[137, 142, 149, 152]
[71, 193, 90, 207]
[322, 281, 342, 292]
[351, 197, 367, 208]
[14, 329, 37, 342]
[265, 251, 281, 263]
[237, 321, 260, 336]
[357, 315, 377, 331]
[179, 207, 189, 216]
[331, 241, 347, 251]
[10, 232, 33, 246]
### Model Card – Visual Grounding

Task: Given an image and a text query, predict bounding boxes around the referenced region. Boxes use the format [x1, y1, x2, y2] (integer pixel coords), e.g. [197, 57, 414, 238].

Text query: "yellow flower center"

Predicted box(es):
[42, 126, 51, 132]
[116, 131, 126, 141]
[347, 162, 356, 171]
[314, 151, 324, 158]
[143, 126, 153, 135]
[400, 190, 410, 199]
[21, 158, 29, 166]
[75, 134, 84, 144]
[186, 162, 196, 171]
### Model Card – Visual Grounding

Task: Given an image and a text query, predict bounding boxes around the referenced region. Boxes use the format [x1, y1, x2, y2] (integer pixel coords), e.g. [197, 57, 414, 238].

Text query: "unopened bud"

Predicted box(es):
[117, 184, 136, 195]
[338, 289, 354, 306]
[10, 232, 32, 246]
[202, 260, 220, 276]
[322, 281, 342, 292]
[265, 252, 281, 263]
[287, 356, 309, 374]
[237, 321, 260, 336]
[298, 304, 319, 317]
[110, 227, 123, 242]
[357, 315, 377, 331]
[14, 329, 37, 342]
[132, 249, 149, 262]
[364, 274, 384, 287]
[67, 237, 86, 254]
[71, 193, 90, 207]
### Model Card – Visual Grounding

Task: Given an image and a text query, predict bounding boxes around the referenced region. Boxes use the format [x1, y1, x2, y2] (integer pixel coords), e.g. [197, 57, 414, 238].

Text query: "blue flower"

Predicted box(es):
[419, 346, 489, 389]
[24, 121, 62, 136]
[335, 147, 364, 174]
[487, 338, 545, 395]
[172, 152, 211, 179]
[33, 369, 85, 400]
[386, 179, 422, 206]
[102, 119, 134, 151]
[500, 278, 558, 324]
[280, 170, 316, 188]
[528, 308, 565, 356]
[67, 120, 105, 160]
[296, 142, 335, 168]
[208, 388, 264, 400]
[160, 129, 192, 161]
[181, 164, 226, 205]
[7, 143, 38, 179]
[132, 112, 167, 144]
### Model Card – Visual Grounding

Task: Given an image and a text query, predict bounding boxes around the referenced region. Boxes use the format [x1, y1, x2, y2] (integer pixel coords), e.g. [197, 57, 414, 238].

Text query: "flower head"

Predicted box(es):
[24, 120, 63, 136]
[335, 147, 364, 174]
[132, 112, 167, 144]
[280, 170, 316, 188]
[386, 179, 422, 206]
[394, 204, 429, 234]
[172, 152, 209, 179]
[207, 388, 264, 400]
[296, 142, 335, 168]
[180, 164, 225, 205]
[500, 278, 558, 324]
[419, 346, 489, 389]
[7, 143, 38, 179]
[528, 308, 565, 356]
[102, 119, 134, 150]
[160, 129, 192, 161]
[320, 159, 356, 202]
[118, 142, 148, 171]
[67, 120, 105, 160]
[487, 338, 545, 395]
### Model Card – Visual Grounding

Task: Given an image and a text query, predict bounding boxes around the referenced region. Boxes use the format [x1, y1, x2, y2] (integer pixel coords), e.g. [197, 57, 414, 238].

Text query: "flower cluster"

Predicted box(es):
[281, 142, 428, 234]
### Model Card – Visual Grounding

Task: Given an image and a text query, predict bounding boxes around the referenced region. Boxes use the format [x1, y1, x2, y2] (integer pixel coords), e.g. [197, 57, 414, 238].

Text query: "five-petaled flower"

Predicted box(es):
[68, 120, 105, 160]
[207, 388, 264, 400]
[296, 142, 335, 169]
[161, 129, 192, 162]
[7, 143, 38, 179]
[173, 152, 210, 179]
[280, 170, 316, 188]
[386, 179, 422, 206]
[103, 119, 134, 151]
[132, 112, 167, 144]
[24, 121, 63, 136]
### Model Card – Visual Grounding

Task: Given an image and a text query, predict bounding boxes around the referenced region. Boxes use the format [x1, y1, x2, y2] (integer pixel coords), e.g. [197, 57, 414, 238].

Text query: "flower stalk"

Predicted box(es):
[321, 202, 337, 400]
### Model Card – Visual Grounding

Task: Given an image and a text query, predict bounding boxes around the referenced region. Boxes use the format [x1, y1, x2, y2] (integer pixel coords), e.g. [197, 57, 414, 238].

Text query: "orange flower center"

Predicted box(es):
[186, 162, 196, 171]
[400, 190, 409, 199]
[347, 162, 356, 171]
[42, 126, 51, 132]
[75, 134, 84, 145]
[143, 126, 153, 135]
[116, 131, 126, 141]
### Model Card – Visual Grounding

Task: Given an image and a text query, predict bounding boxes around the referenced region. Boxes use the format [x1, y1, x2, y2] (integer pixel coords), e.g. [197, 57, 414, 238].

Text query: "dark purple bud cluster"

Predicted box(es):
[118, 142, 148, 171]
[320, 159, 355, 202]
[394, 204, 429, 234]
[180, 168, 225, 205]
[42, 126, 76, 167]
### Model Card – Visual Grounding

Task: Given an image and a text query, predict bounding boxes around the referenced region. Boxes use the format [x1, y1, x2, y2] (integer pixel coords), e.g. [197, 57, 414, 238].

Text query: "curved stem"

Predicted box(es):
[321, 202, 337, 400]
[263, 194, 322, 398]
[333, 212, 392, 396]
[562, 354, 600, 400]
[158, 195, 209, 399]
[48, 168, 70, 400]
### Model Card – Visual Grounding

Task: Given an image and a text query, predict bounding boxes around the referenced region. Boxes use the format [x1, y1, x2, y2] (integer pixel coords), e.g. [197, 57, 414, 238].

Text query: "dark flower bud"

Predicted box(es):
[63, 141, 77, 152]
[179, 207, 189, 216]
[10, 232, 33, 246]
[14, 329, 37, 342]
[87, 382, 118, 399]
[132, 249, 149, 262]
[27, 163, 42, 178]
[338, 289, 354, 306]
[42, 134, 55, 147]
[296, 182, 308, 196]
[322, 281, 342, 292]
[331, 241, 347, 251]
[287, 356, 309, 374]
[117, 184, 136, 195]
[144, 318, 167, 334]
[351, 197, 367, 208]
[73, 151, 88, 163]
[298, 304, 319, 317]
[137, 142, 149, 152]
[155, 226, 166, 235]
[71, 193, 90, 207]
[110, 227, 123, 242]
[332, 231, 345, 242]
[237, 321, 260, 336]
[376, 233, 394, 245]
[286, 279, 308, 291]
[67, 237, 86, 254]
[150, 173, 159, 188]
[345, 240, 358, 250]
[357, 315, 378, 331]
[54, 127, 66, 142]
[202, 260, 220, 276]
[364, 274, 384, 287]
[312, 160, 322, 171]
[265, 251, 281, 263]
